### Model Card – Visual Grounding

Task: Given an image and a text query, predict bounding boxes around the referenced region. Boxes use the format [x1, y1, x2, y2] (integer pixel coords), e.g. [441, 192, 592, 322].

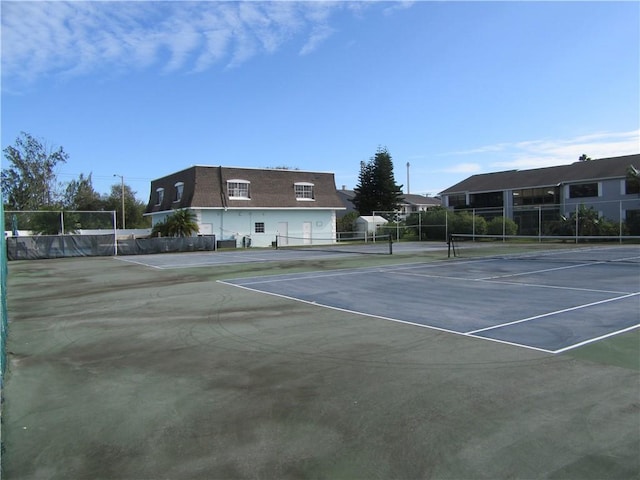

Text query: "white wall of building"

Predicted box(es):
[198, 209, 337, 248]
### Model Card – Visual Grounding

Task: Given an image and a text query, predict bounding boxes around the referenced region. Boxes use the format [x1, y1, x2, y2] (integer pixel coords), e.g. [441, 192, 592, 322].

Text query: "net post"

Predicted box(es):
[448, 234, 456, 258]
[388, 235, 393, 255]
[274, 235, 279, 250]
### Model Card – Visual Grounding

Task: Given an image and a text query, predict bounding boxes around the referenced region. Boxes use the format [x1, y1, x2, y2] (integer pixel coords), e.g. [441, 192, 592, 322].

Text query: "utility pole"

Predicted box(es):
[406, 162, 410, 194]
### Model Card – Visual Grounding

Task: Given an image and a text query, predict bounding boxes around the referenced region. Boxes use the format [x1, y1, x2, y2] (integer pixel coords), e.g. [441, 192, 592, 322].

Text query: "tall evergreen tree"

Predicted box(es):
[352, 147, 403, 216]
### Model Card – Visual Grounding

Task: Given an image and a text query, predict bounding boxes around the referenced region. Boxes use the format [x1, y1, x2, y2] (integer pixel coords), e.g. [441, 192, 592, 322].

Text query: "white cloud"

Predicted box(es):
[490, 130, 640, 170]
[300, 24, 335, 56]
[1, 1, 396, 87]
[441, 163, 483, 174]
[443, 130, 639, 173]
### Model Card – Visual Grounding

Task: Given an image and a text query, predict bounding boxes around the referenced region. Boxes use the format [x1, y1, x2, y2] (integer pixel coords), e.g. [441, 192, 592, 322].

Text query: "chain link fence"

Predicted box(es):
[370, 199, 640, 242]
[4, 210, 217, 259]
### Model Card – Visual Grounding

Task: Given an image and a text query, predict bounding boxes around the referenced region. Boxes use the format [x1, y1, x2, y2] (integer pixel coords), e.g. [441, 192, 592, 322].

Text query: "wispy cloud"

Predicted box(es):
[441, 163, 483, 174]
[489, 130, 640, 169]
[442, 130, 639, 172]
[1, 1, 401, 88]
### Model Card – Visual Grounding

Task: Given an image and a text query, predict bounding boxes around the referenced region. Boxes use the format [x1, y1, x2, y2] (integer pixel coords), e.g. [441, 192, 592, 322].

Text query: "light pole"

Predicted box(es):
[113, 174, 125, 229]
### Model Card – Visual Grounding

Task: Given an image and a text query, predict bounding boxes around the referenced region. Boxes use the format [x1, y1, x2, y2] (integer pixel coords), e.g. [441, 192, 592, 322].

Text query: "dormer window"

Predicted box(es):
[156, 188, 164, 205]
[294, 182, 314, 200]
[174, 182, 184, 202]
[228, 180, 250, 199]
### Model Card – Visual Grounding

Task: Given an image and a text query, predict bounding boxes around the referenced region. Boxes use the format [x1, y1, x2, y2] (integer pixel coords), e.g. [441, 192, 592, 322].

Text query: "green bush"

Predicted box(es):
[450, 211, 487, 235]
[487, 216, 518, 235]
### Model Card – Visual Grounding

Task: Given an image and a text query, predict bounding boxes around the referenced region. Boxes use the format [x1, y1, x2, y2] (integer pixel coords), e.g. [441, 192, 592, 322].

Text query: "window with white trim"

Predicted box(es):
[156, 188, 164, 205]
[255, 222, 265, 233]
[228, 180, 250, 199]
[294, 182, 314, 200]
[174, 182, 184, 202]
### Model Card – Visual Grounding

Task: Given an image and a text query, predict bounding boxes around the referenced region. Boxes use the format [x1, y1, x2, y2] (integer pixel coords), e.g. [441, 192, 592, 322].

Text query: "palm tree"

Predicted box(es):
[151, 209, 199, 237]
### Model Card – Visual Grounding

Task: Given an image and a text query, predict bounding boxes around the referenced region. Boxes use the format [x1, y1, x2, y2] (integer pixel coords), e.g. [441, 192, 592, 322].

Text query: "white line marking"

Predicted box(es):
[552, 324, 640, 353]
[388, 269, 632, 295]
[477, 261, 603, 280]
[113, 257, 165, 269]
[218, 280, 558, 354]
[466, 292, 640, 334]
[476, 279, 631, 295]
[218, 281, 464, 335]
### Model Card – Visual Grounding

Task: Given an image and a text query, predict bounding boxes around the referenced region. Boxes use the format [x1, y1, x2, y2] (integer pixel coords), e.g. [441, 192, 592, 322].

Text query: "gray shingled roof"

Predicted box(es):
[439, 154, 640, 195]
[145, 166, 345, 213]
[402, 193, 441, 206]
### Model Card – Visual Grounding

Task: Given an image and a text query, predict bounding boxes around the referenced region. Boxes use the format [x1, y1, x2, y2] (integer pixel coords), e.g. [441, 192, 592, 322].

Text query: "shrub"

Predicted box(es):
[487, 216, 518, 235]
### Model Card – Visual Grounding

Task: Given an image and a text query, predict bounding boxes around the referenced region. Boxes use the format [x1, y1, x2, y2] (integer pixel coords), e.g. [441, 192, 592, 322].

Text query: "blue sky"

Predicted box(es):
[2, 1, 639, 202]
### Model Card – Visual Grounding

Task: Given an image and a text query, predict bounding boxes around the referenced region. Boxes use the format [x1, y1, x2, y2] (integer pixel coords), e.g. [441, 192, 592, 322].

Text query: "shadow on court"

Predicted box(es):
[3, 253, 639, 479]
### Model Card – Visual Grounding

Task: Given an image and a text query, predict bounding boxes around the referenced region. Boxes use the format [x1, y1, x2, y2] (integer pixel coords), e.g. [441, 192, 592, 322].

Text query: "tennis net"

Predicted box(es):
[448, 233, 640, 264]
[275, 234, 393, 255]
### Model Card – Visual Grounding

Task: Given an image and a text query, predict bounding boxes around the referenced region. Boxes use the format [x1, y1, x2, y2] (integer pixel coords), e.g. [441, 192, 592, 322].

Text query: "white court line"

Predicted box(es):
[466, 292, 640, 335]
[219, 279, 465, 336]
[389, 269, 632, 295]
[477, 261, 606, 281]
[552, 323, 640, 354]
[476, 278, 631, 295]
[219, 278, 639, 355]
[219, 280, 557, 354]
[113, 256, 165, 269]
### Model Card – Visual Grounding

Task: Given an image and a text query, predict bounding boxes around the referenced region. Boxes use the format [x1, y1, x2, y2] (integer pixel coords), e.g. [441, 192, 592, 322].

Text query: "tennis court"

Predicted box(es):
[3, 242, 639, 479]
[221, 245, 640, 353]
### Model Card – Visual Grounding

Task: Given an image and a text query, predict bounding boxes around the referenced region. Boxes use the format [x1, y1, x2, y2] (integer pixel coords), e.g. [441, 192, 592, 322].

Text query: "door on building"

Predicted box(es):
[200, 223, 213, 235]
[277, 222, 288, 246]
[302, 221, 312, 245]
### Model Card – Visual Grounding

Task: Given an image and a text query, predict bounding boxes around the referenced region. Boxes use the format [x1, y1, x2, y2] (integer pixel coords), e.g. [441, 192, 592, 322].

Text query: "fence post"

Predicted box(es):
[575, 204, 579, 243]
[538, 206, 542, 242]
[472, 209, 476, 240]
[619, 201, 623, 244]
[445, 209, 449, 242]
[113, 210, 118, 255]
[502, 207, 506, 242]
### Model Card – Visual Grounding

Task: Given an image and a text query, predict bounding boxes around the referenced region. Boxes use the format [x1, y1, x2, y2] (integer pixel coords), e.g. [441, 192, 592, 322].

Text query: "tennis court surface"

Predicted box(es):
[4, 242, 639, 479]
[222, 245, 640, 353]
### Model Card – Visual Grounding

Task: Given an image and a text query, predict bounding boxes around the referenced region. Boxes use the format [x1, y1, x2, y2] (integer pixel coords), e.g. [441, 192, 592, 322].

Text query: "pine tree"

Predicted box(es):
[352, 147, 403, 216]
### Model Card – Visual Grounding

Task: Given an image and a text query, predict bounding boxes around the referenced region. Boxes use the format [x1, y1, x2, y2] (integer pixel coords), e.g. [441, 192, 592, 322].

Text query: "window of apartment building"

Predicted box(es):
[569, 182, 599, 198]
[156, 188, 164, 205]
[625, 178, 640, 195]
[294, 182, 314, 200]
[626, 209, 640, 235]
[447, 194, 467, 208]
[512, 187, 559, 206]
[174, 182, 184, 202]
[470, 191, 503, 208]
[228, 180, 250, 199]
[255, 222, 265, 233]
